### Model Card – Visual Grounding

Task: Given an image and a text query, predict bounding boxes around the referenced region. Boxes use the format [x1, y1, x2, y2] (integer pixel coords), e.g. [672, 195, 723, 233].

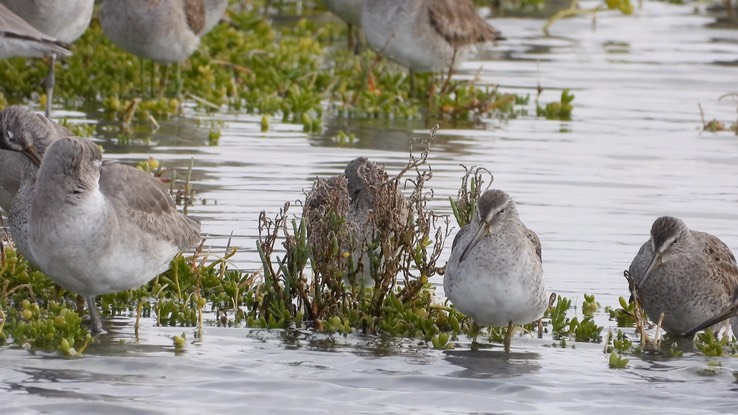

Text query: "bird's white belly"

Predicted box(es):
[446, 260, 545, 326]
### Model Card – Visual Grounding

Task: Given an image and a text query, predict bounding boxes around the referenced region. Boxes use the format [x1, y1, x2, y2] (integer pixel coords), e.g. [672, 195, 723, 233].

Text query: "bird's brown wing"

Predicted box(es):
[426, 0, 502, 47]
[526, 227, 542, 262]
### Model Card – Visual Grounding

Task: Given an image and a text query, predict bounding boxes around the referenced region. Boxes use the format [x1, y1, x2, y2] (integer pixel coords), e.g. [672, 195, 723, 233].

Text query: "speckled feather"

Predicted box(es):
[445, 189, 548, 327]
[427, 0, 502, 47]
[628, 216, 738, 335]
[361, 0, 503, 72]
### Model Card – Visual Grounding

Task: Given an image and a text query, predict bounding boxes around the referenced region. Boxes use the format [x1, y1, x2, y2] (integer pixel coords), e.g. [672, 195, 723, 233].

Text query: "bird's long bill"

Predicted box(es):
[22, 144, 42, 167]
[682, 304, 737, 337]
[459, 221, 489, 263]
[638, 252, 662, 290]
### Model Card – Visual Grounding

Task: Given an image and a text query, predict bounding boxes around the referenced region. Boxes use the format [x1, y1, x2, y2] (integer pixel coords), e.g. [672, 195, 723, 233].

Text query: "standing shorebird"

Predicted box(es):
[0, 0, 93, 117]
[0, 2, 71, 60]
[100, 0, 228, 94]
[628, 216, 738, 337]
[304, 157, 409, 285]
[444, 189, 548, 352]
[4, 132, 202, 334]
[361, 0, 503, 73]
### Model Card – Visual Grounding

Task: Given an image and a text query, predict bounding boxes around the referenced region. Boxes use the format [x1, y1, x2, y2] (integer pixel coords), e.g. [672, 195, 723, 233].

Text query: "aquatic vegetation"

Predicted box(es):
[548, 295, 604, 342]
[0, 0, 554, 131]
[699, 100, 738, 134]
[537, 89, 575, 121]
[608, 351, 629, 369]
[605, 296, 638, 328]
[694, 330, 738, 357]
[582, 293, 600, 316]
[449, 165, 493, 228]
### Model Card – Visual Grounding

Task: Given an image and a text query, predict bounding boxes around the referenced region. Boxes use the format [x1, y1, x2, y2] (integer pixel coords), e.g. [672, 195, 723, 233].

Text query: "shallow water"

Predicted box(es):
[4, 2, 738, 413]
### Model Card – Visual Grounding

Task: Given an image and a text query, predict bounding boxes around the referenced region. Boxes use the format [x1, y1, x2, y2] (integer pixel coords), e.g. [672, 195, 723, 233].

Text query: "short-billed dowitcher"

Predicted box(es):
[0, 0, 93, 117]
[444, 189, 548, 352]
[4, 131, 201, 334]
[0, 107, 69, 271]
[304, 157, 409, 284]
[100, 0, 228, 64]
[361, 0, 503, 73]
[0, 2, 71, 60]
[628, 216, 738, 336]
[0, 106, 66, 213]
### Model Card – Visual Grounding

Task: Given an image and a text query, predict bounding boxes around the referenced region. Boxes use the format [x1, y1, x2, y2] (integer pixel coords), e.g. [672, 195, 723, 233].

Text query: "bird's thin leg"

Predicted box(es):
[504, 320, 514, 352]
[347, 23, 355, 51]
[159, 64, 170, 97]
[471, 321, 481, 345]
[43, 54, 57, 118]
[175, 63, 183, 100]
[86, 295, 105, 335]
[537, 318, 543, 338]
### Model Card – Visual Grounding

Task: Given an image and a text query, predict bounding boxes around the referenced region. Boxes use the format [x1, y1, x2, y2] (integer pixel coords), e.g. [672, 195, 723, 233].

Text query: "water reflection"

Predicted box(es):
[443, 349, 542, 379]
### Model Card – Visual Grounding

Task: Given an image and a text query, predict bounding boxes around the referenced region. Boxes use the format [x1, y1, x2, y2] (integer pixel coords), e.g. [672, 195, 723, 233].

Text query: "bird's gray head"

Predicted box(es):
[458, 190, 518, 262]
[637, 216, 690, 290]
[0, 106, 45, 165]
[476, 189, 516, 224]
[41, 136, 102, 181]
[650, 216, 688, 254]
[345, 157, 379, 202]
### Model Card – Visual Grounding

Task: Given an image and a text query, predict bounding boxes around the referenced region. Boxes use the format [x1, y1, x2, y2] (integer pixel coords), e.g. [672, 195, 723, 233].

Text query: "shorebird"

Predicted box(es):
[628, 216, 738, 337]
[444, 189, 548, 352]
[361, 0, 503, 73]
[1, 127, 201, 334]
[0, 0, 93, 117]
[0, 106, 67, 213]
[100, 0, 228, 94]
[0, 107, 70, 270]
[304, 157, 409, 285]
[324, 0, 363, 51]
[0, 3, 70, 60]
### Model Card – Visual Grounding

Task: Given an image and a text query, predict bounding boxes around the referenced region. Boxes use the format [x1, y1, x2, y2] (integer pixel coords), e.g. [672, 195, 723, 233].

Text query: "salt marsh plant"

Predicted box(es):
[250, 128, 452, 338]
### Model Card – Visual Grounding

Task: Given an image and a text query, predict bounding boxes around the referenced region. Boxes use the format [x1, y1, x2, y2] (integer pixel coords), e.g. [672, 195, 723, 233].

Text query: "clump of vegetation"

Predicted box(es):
[605, 295, 638, 327]
[694, 330, 738, 357]
[537, 88, 575, 120]
[548, 295, 603, 342]
[699, 98, 738, 134]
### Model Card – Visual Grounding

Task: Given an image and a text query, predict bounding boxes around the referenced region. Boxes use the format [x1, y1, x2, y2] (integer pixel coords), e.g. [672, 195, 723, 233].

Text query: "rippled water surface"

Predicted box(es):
[4, 2, 738, 413]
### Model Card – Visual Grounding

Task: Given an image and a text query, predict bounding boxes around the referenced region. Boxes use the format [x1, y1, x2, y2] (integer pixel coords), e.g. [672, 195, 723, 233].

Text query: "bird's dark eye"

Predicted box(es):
[672, 239, 678, 245]
[499, 208, 506, 214]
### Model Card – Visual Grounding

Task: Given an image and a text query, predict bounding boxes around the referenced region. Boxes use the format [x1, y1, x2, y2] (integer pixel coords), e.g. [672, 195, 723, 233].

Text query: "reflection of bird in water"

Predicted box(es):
[361, 0, 503, 73]
[628, 216, 738, 337]
[3, 131, 201, 334]
[444, 189, 549, 352]
[443, 349, 542, 379]
[304, 157, 409, 285]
